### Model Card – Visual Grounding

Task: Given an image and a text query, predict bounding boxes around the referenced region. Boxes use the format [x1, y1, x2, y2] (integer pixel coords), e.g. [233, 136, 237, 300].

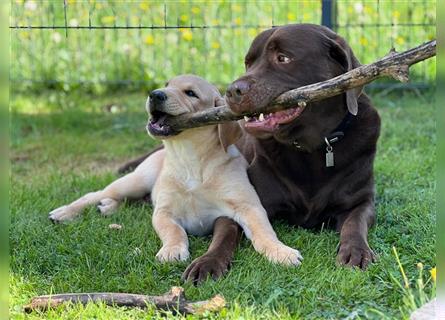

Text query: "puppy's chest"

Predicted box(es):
[157, 170, 228, 236]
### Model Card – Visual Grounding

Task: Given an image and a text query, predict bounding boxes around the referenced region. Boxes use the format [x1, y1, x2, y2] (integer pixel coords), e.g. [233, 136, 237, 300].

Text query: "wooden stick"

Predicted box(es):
[161, 39, 435, 132]
[23, 286, 226, 315]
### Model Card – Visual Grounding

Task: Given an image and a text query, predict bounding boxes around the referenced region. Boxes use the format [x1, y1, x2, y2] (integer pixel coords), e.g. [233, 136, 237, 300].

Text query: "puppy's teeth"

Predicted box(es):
[259, 113, 265, 121]
[244, 116, 250, 122]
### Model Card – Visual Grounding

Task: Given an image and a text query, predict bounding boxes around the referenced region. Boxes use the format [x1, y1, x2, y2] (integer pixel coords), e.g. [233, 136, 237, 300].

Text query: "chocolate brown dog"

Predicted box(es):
[121, 24, 381, 283]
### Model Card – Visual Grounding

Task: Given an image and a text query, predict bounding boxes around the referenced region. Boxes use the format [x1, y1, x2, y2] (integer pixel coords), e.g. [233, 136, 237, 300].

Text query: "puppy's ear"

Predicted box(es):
[218, 121, 242, 152]
[326, 36, 362, 115]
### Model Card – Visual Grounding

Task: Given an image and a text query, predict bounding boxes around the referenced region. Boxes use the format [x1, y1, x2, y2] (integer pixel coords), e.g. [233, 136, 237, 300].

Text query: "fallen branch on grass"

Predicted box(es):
[24, 286, 225, 315]
[162, 39, 436, 132]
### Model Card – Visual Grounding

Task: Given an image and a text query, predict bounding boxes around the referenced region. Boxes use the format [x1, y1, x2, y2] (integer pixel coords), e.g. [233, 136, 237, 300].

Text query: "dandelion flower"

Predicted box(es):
[392, 10, 401, 19]
[359, 36, 369, 46]
[140, 2, 149, 11]
[101, 16, 115, 24]
[211, 41, 220, 49]
[232, 4, 242, 12]
[430, 267, 436, 282]
[287, 13, 296, 21]
[396, 36, 405, 45]
[233, 17, 241, 26]
[182, 30, 193, 41]
[144, 35, 155, 45]
[191, 7, 201, 15]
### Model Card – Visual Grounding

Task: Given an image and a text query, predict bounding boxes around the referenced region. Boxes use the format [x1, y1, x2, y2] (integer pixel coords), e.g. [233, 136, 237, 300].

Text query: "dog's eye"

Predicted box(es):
[184, 90, 198, 98]
[277, 54, 291, 64]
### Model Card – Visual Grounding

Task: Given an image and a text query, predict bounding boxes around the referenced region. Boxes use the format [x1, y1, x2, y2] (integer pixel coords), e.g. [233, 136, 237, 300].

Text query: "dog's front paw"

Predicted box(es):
[48, 205, 79, 223]
[337, 239, 376, 270]
[264, 243, 303, 266]
[156, 245, 190, 263]
[97, 198, 119, 216]
[182, 254, 230, 284]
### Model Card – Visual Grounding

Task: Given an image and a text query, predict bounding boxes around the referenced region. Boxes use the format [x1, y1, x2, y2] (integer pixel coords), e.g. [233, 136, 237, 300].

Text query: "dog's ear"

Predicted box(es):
[218, 121, 242, 152]
[326, 36, 362, 115]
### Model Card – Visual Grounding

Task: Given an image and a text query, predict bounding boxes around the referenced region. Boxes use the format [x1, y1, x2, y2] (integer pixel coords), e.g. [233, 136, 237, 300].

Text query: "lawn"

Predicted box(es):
[9, 89, 435, 319]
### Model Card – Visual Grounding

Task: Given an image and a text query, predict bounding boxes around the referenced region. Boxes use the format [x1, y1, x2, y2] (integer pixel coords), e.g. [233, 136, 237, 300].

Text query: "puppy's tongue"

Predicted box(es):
[244, 106, 304, 134]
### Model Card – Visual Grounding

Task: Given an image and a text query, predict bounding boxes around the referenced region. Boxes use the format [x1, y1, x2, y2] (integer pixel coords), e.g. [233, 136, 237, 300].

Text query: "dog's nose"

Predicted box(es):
[150, 90, 167, 103]
[226, 80, 251, 102]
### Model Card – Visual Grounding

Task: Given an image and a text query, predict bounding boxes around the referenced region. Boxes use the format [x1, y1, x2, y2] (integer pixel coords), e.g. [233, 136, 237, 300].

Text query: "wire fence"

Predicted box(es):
[10, 0, 436, 93]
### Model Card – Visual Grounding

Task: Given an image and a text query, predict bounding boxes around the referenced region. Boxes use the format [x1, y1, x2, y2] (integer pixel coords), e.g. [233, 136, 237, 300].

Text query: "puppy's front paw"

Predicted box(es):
[156, 245, 190, 263]
[48, 205, 79, 223]
[264, 243, 303, 266]
[97, 198, 119, 216]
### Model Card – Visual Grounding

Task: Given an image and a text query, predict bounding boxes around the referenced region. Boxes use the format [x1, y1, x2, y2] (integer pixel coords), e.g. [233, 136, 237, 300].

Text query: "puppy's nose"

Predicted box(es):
[150, 90, 167, 103]
[226, 80, 251, 102]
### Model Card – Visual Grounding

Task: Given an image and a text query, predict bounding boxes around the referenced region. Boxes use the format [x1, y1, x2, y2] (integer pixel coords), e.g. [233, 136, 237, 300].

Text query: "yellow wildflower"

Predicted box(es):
[182, 30, 193, 41]
[431, 267, 436, 282]
[287, 12, 296, 21]
[180, 14, 189, 22]
[95, 3, 102, 10]
[347, 6, 354, 14]
[248, 28, 257, 37]
[303, 13, 311, 21]
[364, 5, 373, 14]
[144, 34, 155, 45]
[233, 17, 241, 25]
[140, 2, 149, 11]
[396, 36, 405, 45]
[359, 36, 368, 46]
[232, 4, 242, 12]
[392, 10, 401, 19]
[191, 7, 201, 15]
[211, 41, 220, 49]
[101, 16, 115, 24]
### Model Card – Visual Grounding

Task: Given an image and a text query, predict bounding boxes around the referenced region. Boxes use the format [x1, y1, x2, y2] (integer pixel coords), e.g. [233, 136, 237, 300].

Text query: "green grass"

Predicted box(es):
[10, 0, 436, 93]
[10, 89, 435, 319]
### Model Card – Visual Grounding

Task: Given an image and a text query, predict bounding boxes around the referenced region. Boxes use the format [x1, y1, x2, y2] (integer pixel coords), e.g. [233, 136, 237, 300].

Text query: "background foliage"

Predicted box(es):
[10, 0, 436, 94]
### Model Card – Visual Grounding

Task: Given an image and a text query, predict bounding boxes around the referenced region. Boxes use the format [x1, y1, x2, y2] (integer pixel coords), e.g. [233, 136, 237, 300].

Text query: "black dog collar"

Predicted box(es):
[324, 111, 356, 167]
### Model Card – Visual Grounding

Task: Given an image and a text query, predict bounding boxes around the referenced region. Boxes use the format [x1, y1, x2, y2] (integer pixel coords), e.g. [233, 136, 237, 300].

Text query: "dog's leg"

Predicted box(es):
[49, 150, 165, 222]
[182, 217, 241, 283]
[336, 200, 376, 269]
[235, 206, 303, 266]
[153, 210, 189, 262]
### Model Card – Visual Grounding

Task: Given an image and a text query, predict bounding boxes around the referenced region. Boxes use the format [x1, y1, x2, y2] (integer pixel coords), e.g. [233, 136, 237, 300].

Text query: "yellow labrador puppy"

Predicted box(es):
[49, 75, 302, 266]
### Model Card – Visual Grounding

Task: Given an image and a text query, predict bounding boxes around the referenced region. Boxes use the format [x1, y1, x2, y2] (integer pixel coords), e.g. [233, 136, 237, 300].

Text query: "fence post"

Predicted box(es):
[321, 0, 336, 30]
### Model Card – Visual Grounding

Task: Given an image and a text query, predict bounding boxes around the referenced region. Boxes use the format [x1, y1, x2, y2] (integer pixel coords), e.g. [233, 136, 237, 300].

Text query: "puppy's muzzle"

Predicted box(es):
[149, 89, 167, 113]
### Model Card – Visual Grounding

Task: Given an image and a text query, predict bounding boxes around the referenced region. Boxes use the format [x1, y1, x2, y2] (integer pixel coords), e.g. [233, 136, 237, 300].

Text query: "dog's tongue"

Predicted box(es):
[244, 106, 304, 134]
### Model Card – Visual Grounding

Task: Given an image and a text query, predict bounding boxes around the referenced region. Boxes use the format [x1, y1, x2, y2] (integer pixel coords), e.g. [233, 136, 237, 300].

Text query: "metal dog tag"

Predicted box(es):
[326, 146, 334, 167]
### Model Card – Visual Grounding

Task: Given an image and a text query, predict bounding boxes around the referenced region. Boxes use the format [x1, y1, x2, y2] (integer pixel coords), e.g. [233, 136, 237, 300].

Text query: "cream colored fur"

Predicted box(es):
[49, 75, 302, 266]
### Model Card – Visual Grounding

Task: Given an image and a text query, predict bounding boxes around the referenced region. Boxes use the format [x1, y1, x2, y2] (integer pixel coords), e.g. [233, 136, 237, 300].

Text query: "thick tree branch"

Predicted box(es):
[162, 39, 435, 132]
[24, 286, 225, 315]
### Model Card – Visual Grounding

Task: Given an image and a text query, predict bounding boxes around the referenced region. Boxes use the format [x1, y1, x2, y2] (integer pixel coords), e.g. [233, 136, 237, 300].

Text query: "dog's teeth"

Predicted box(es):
[259, 113, 265, 121]
[244, 116, 250, 122]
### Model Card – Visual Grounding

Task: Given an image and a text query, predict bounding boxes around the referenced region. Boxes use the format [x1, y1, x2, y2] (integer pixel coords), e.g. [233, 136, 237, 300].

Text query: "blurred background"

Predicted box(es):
[10, 0, 436, 94]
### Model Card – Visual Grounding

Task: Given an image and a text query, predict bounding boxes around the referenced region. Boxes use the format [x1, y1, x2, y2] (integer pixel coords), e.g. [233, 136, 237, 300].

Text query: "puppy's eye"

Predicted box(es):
[277, 54, 291, 64]
[184, 90, 198, 98]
